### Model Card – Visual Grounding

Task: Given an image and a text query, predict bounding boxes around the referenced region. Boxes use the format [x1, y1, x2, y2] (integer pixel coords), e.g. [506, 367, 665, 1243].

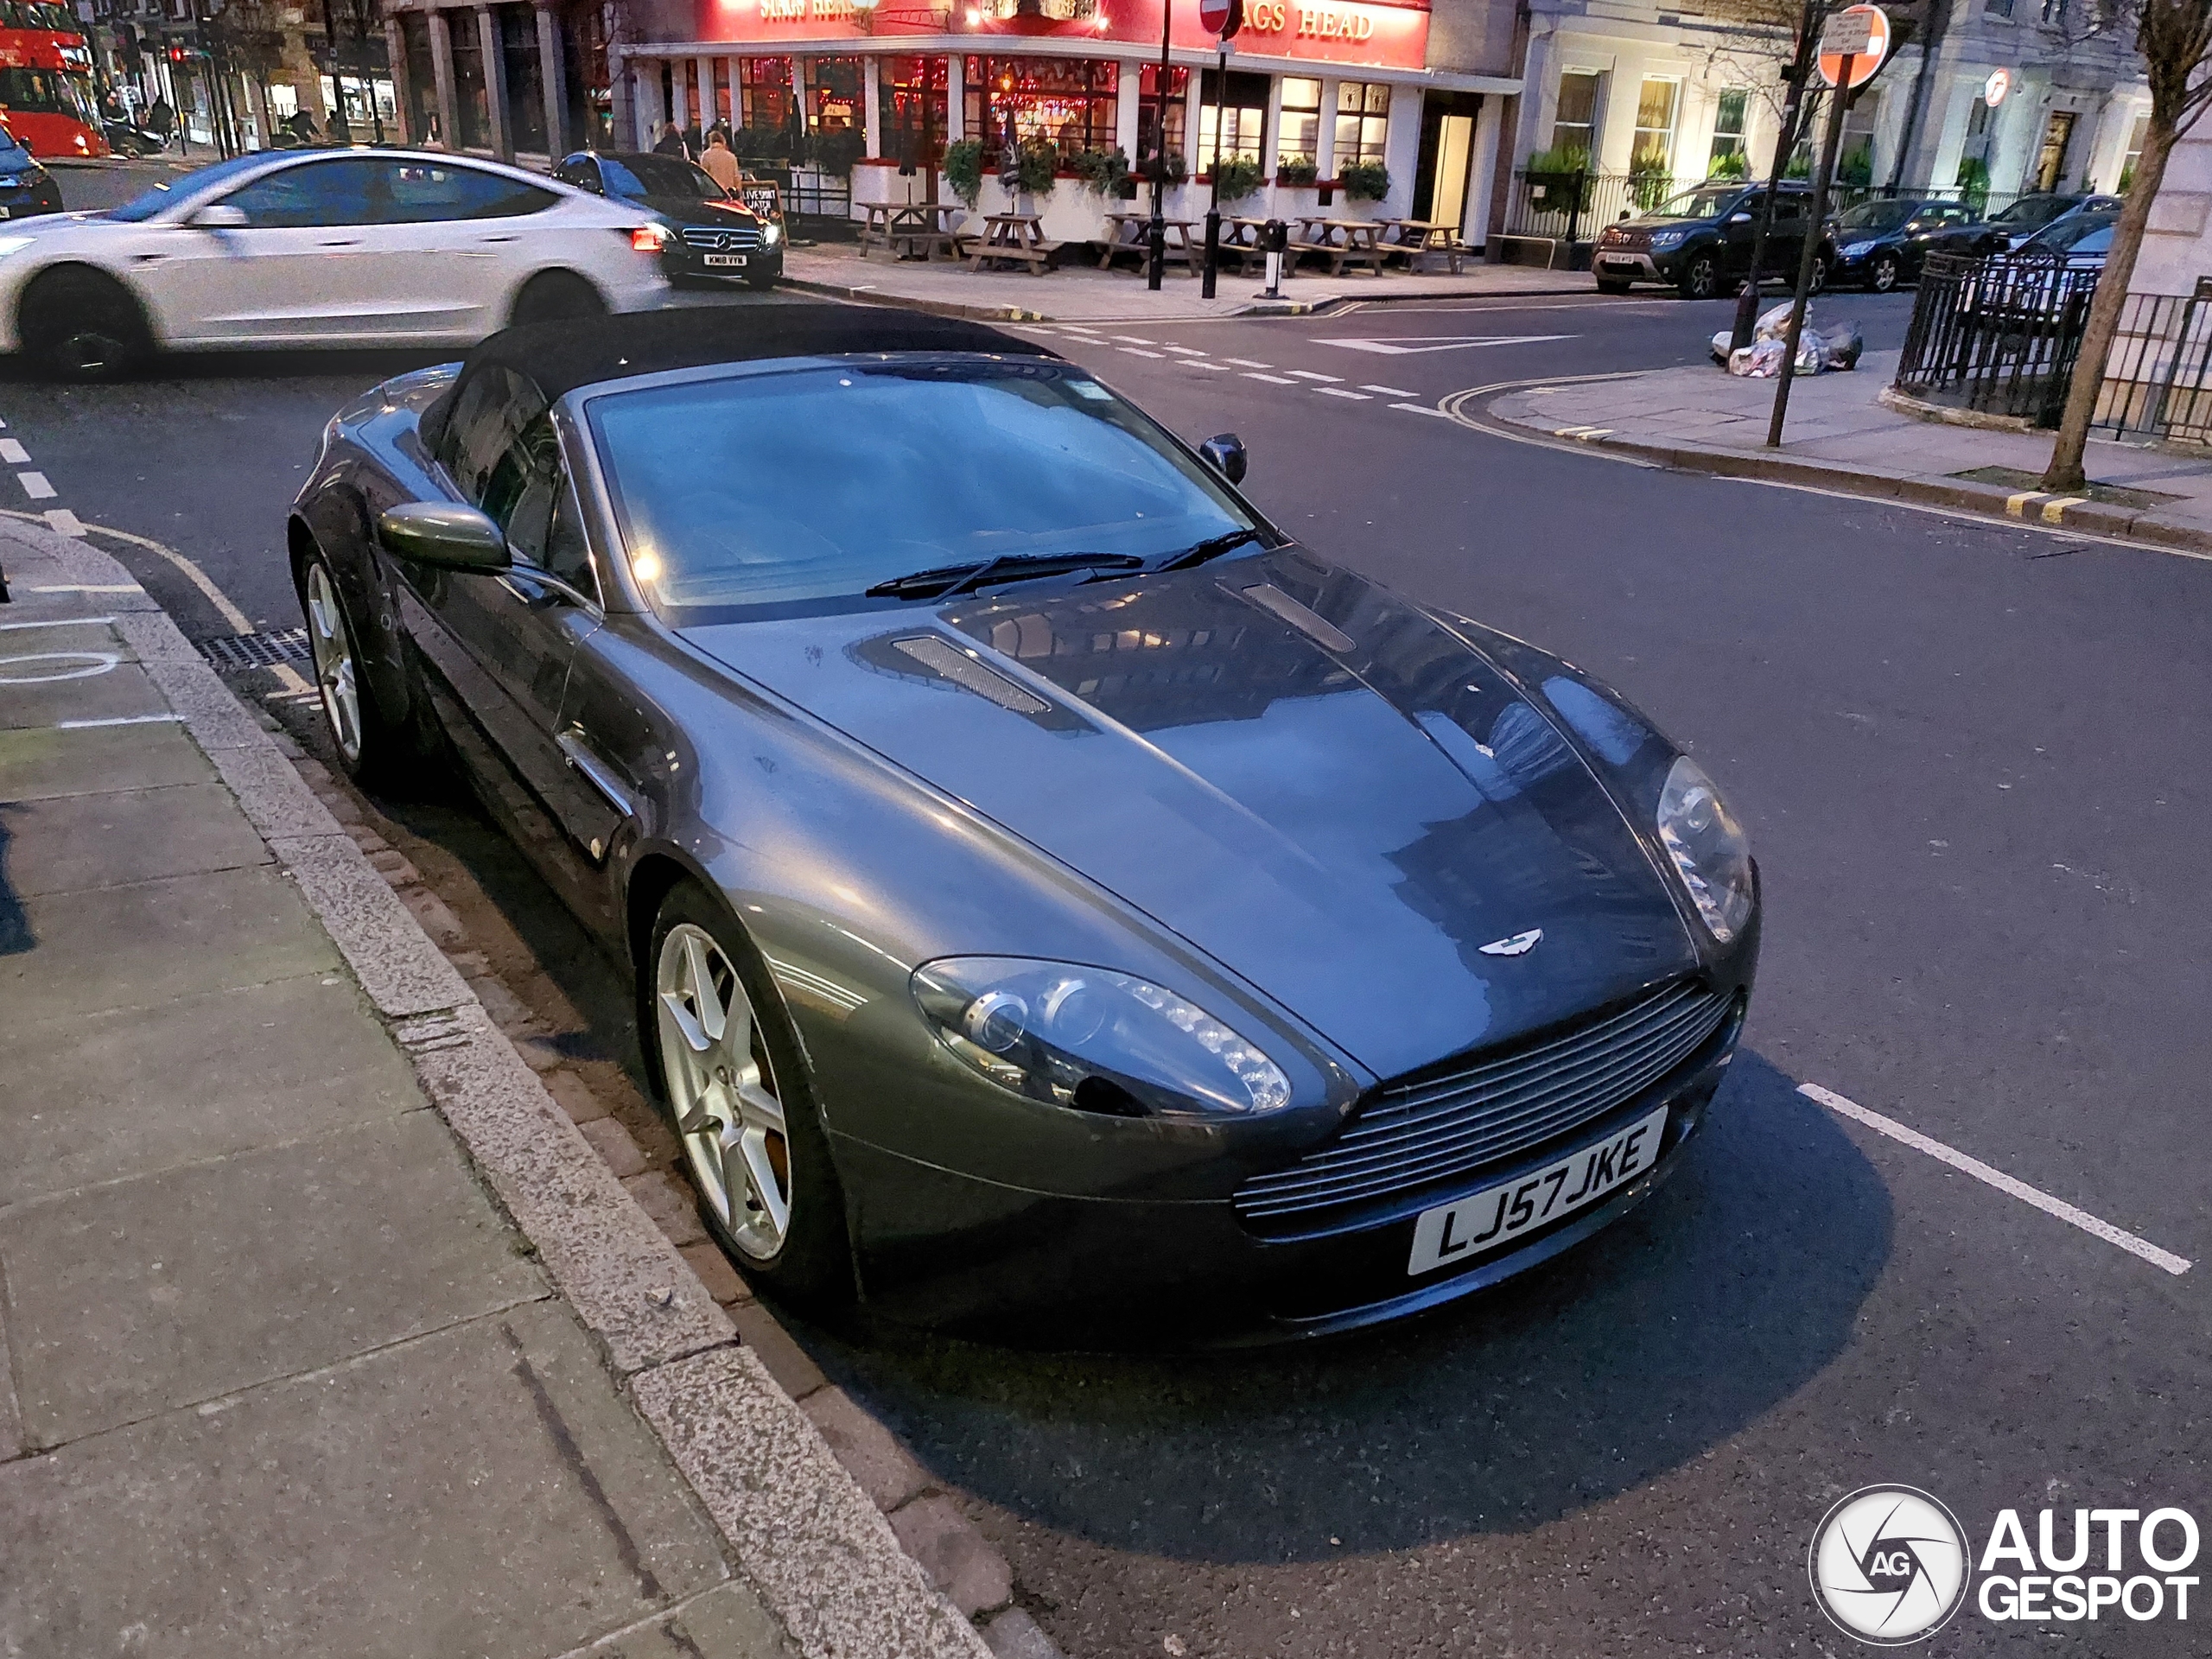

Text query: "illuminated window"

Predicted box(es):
[1631, 77, 1679, 174]
[1198, 68, 1268, 169]
[963, 55, 1118, 165]
[1138, 62, 1188, 170]
[1277, 75, 1320, 168]
[1707, 89, 1748, 173]
[1335, 80, 1389, 166]
[738, 58, 794, 132]
[1548, 70, 1599, 162]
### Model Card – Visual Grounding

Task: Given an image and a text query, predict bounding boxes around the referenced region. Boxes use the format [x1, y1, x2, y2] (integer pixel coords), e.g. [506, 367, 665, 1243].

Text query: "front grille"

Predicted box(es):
[1234, 979, 1731, 1229]
[677, 226, 762, 251]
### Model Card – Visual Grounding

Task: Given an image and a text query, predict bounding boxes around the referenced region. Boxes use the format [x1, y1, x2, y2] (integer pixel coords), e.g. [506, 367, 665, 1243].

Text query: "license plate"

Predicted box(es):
[1407, 1106, 1668, 1276]
[1602, 258, 1638, 272]
[702, 253, 748, 268]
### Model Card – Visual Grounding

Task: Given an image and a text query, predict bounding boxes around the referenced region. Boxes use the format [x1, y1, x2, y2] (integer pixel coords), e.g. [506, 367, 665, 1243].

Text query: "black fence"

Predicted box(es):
[1892, 251, 2101, 427]
[2091, 287, 2212, 447]
[1503, 171, 2034, 242]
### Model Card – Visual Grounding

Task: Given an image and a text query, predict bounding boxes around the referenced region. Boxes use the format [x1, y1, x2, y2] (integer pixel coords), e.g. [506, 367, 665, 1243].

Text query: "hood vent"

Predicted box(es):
[890, 634, 1050, 715]
[1236, 582, 1357, 655]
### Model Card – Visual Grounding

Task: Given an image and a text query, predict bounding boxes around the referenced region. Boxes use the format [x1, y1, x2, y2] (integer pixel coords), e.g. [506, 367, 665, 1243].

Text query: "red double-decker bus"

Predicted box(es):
[0, 0, 107, 159]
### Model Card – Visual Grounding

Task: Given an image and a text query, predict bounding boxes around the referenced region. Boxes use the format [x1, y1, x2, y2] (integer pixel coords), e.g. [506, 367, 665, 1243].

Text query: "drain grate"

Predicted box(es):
[200, 628, 311, 671]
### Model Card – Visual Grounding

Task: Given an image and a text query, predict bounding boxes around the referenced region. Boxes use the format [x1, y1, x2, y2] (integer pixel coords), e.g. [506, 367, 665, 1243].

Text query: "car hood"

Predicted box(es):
[679, 554, 1699, 1081]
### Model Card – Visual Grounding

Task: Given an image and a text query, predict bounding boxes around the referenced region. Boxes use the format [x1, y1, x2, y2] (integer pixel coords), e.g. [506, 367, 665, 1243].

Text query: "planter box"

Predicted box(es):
[969, 176, 1113, 247]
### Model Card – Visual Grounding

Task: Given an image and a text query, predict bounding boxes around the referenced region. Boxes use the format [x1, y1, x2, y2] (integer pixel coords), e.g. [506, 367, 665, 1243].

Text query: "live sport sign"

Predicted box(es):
[1816, 3, 1890, 88]
[1199, 0, 1243, 37]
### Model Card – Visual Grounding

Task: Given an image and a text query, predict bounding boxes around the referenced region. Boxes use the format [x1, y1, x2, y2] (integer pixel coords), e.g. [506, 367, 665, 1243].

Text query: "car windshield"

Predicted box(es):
[1646, 186, 1742, 221]
[1834, 200, 1916, 232]
[1993, 195, 2075, 230]
[2030, 214, 2117, 254]
[105, 153, 270, 221]
[0, 128, 28, 162]
[602, 155, 725, 200]
[589, 359, 1260, 617]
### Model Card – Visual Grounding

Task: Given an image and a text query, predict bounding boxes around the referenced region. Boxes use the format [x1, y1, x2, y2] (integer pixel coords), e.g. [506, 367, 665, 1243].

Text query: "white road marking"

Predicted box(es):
[0, 614, 114, 631]
[1242, 372, 1296, 385]
[1390, 403, 1456, 419]
[1360, 384, 1417, 397]
[1179, 358, 1235, 370]
[18, 471, 55, 499]
[1800, 1083, 2192, 1276]
[1117, 346, 1166, 359]
[0, 651, 119, 683]
[1314, 386, 1371, 400]
[1161, 345, 1209, 355]
[1287, 370, 1344, 382]
[54, 515, 256, 634]
[29, 583, 143, 594]
[0, 438, 28, 464]
[1224, 358, 1274, 368]
[1111, 334, 1159, 346]
[54, 713, 186, 729]
[45, 507, 86, 537]
[1319, 334, 1578, 356]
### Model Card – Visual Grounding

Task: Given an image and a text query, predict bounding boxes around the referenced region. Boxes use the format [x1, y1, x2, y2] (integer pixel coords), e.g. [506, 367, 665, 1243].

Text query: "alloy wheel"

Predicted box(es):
[303, 562, 363, 766]
[656, 922, 791, 1261]
[1872, 256, 1900, 293]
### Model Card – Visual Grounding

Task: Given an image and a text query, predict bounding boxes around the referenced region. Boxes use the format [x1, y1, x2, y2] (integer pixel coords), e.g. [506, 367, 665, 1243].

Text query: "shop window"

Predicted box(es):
[1630, 78, 1679, 175]
[1335, 80, 1389, 167]
[739, 58, 795, 134]
[964, 56, 1117, 166]
[882, 55, 948, 170]
[1548, 70, 1599, 164]
[1138, 62, 1188, 172]
[808, 57, 860, 131]
[1198, 68, 1269, 169]
[1276, 76, 1320, 168]
[1707, 88, 1748, 175]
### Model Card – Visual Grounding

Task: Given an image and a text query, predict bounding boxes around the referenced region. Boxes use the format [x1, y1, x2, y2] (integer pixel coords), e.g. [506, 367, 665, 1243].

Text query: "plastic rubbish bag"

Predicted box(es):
[1822, 319, 1864, 370]
[1757, 300, 1796, 339]
[1730, 337, 1790, 378]
[1711, 328, 1732, 364]
[1795, 329, 1827, 374]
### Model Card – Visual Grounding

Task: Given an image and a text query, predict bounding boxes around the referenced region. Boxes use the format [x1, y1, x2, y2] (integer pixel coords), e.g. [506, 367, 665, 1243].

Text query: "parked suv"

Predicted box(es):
[1592, 182, 1818, 299]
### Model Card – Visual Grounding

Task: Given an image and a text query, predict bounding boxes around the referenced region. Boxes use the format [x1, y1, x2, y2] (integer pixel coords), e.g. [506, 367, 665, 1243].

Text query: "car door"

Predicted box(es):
[1719, 191, 1762, 277]
[1904, 203, 1969, 276]
[1767, 193, 1808, 276]
[354, 158, 563, 340]
[130, 156, 382, 344]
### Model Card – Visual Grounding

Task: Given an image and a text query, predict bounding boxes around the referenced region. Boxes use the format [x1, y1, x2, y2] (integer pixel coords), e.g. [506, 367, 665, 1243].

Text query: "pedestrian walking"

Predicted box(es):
[699, 128, 741, 193]
[653, 121, 689, 158]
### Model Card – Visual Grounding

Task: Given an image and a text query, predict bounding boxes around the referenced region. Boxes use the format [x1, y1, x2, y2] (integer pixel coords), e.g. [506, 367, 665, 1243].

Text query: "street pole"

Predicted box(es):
[1768, 51, 1854, 447]
[1147, 0, 1171, 290]
[1731, 0, 1820, 354]
[1201, 42, 1224, 299]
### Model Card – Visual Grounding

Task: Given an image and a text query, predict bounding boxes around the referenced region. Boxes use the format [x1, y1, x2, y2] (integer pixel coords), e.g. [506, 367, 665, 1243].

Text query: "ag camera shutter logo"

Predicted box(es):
[1809, 1485, 1972, 1644]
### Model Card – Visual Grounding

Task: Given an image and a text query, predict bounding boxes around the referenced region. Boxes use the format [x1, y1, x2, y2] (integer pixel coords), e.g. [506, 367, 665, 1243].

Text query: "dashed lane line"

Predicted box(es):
[1801, 1083, 2191, 1276]
[1242, 372, 1296, 385]
[1361, 384, 1418, 397]
[1314, 387, 1371, 401]
[1111, 334, 1159, 346]
[1160, 345, 1208, 355]
[18, 472, 54, 499]
[0, 614, 115, 631]
[1117, 346, 1166, 359]
[0, 438, 28, 464]
[1224, 358, 1274, 369]
[46, 508, 86, 537]
[1391, 403, 1457, 419]
[55, 713, 186, 729]
[1287, 370, 1344, 382]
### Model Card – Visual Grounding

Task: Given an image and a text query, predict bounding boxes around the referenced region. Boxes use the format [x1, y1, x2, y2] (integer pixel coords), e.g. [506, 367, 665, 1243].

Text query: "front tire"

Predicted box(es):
[1595, 277, 1632, 296]
[1676, 252, 1720, 301]
[19, 267, 151, 381]
[509, 270, 608, 327]
[645, 880, 853, 1307]
[300, 545, 412, 788]
[1869, 252, 1901, 293]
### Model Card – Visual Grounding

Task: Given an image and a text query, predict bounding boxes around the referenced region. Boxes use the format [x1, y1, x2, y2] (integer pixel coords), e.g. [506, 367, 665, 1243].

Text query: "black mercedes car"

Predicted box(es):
[289, 306, 1758, 1344]
[551, 149, 781, 289]
[0, 125, 63, 222]
[1592, 181, 1817, 299]
[1818, 197, 1984, 292]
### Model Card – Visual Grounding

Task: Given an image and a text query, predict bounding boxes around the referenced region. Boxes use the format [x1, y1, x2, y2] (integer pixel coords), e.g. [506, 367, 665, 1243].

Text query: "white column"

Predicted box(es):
[697, 55, 715, 129]
[862, 55, 881, 158]
[1465, 92, 1503, 251]
[1262, 66, 1284, 176]
[669, 58, 688, 130]
[791, 57, 808, 134]
[635, 60, 662, 148]
[478, 6, 512, 160]
[537, 3, 569, 156]
[726, 56, 745, 130]
[1382, 83, 1421, 215]
[1115, 65, 1139, 158]
[946, 53, 964, 143]
[1183, 68, 1202, 173]
[428, 9, 460, 149]
[1314, 77, 1338, 181]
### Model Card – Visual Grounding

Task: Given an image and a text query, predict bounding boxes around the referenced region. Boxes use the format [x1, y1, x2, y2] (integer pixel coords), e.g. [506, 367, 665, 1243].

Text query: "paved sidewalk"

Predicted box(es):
[784, 241, 1590, 322]
[0, 517, 1001, 1659]
[1483, 349, 2212, 556]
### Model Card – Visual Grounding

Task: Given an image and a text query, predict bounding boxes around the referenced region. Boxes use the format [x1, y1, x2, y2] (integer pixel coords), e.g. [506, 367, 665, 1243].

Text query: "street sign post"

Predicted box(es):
[1198, 0, 1242, 299]
[1816, 3, 1889, 88]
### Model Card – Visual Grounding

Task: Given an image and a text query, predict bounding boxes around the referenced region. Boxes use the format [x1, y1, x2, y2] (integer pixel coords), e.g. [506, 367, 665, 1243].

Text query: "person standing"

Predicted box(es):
[652, 121, 689, 158]
[699, 127, 741, 194]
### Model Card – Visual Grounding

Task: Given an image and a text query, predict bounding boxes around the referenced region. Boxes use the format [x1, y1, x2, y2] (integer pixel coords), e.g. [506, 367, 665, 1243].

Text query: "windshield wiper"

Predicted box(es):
[866, 551, 1147, 601]
[1150, 527, 1265, 572]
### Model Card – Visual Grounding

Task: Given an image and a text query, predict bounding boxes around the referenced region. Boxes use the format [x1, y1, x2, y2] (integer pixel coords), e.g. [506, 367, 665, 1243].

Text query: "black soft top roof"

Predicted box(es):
[461, 302, 1058, 403]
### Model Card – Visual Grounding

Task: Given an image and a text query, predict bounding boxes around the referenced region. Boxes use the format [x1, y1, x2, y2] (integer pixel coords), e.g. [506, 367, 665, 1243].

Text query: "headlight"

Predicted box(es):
[1656, 756, 1754, 944]
[1842, 238, 1878, 257]
[1649, 229, 1687, 251]
[762, 219, 782, 247]
[912, 957, 1293, 1119]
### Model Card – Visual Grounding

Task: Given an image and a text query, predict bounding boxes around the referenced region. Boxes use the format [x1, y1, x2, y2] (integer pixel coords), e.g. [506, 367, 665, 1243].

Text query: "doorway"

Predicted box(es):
[2034, 110, 2077, 193]
[1413, 91, 1483, 229]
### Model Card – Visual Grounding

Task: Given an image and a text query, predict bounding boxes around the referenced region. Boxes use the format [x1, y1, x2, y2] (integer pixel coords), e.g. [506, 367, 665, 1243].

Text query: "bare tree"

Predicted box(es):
[2043, 0, 2212, 492]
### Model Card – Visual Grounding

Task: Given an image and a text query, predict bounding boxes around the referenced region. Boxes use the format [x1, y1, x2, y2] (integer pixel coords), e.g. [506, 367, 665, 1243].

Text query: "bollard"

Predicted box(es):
[1262, 218, 1287, 300]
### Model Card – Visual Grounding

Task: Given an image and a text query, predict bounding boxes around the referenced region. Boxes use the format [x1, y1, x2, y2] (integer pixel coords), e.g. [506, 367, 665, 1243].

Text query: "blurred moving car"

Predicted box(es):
[1592, 181, 1817, 299]
[1818, 197, 1983, 291]
[289, 304, 1759, 1343]
[551, 149, 783, 290]
[2018, 208, 2120, 266]
[0, 148, 670, 380]
[0, 123, 61, 219]
[1929, 191, 2124, 257]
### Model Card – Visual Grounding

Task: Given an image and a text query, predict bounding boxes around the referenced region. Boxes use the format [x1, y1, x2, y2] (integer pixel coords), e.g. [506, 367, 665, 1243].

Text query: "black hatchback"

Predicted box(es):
[551, 150, 782, 289]
[1817, 198, 1985, 292]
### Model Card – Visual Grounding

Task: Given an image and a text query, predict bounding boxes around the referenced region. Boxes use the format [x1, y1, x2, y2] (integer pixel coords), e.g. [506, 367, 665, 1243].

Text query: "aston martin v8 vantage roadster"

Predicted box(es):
[289, 305, 1758, 1343]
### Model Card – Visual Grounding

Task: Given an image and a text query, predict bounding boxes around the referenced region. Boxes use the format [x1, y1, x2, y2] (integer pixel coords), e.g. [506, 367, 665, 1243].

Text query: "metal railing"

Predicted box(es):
[1893, 251, 2101, 427]
[2091, 287, 2212, 447]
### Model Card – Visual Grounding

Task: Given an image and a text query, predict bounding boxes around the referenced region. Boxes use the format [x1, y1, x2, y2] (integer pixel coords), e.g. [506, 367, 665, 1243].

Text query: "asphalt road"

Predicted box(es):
[6, 273, 2206, 1658]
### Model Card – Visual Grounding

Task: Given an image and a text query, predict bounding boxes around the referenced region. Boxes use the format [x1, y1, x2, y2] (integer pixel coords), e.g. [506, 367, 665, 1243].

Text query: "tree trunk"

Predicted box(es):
[2041, 118, 2177, 492]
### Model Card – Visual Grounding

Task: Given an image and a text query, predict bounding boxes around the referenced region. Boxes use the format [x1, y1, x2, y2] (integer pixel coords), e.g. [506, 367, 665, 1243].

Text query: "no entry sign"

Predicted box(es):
[1817, 4, 1890, 88]
[1198, 0, 1243, 38]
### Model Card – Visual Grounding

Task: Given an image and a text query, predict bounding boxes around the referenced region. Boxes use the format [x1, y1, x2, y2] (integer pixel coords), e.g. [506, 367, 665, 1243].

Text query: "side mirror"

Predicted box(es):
[378, 503, 511, 572]
[190, 203, 248, 229]
[1199, 433, 1248, 486]
[1728, 212, 1752, 224]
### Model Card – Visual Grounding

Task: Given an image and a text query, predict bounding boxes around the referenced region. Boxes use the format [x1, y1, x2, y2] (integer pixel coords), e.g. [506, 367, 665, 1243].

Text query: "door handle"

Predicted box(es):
[320, 238, 362, 247]
[479, 234, 518, 244]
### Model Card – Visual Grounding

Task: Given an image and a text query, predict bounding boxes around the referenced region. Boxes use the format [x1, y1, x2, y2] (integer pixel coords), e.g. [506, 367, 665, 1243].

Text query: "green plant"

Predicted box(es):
[1628, 148, 1672, 211]
[1706, 147, 1748, 181]
[1161, 149, 1188, 184]
[1211, 153, 1262, 202]
[943, 137, 986, 206]
[2117, 159, 2136, 194]
[1836, 143, 1873, 188]
[1341, 158, 1389, 201]
[1274, 155, 1318, 187]
[1006, 137, 1058, 195]
[811, 126, 864, 176]
[1071, 145, 1131, 195]
[1784, 149, 1812, 181]
[1520, 147, 1589, 213]
[1524, 144, 1590, 176]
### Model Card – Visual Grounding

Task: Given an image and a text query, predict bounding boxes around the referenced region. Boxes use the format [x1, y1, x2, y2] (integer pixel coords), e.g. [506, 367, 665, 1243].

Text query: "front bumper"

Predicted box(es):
[836, 1004, 1745, 1347]
[1592, 247, 1688, 283]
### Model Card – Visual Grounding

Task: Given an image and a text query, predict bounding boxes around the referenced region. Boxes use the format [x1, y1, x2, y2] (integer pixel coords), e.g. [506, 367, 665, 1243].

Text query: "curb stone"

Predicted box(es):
[9, 517, 1036, 1659]
[1480, 385, 2212, 560]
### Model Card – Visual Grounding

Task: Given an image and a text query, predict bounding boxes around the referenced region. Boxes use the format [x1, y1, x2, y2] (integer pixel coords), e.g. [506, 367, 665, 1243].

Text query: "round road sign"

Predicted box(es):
[1198, 0, 1242, 38]
[1816, 4, 1891, 89]
[1985, 67, 2012, 106]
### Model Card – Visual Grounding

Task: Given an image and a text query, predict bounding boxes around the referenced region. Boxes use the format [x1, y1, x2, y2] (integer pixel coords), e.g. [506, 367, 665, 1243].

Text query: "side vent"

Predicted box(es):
[1236, 582, 1357, 654]
[891, 635, 1051, 715]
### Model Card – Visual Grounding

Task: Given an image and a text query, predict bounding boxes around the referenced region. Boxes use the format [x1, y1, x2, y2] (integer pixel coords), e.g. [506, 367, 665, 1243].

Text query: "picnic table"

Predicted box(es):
[1292, 216, 1386, 276]
[969, 213, 1053, 274]
[1099, 211, 1199, 274]
[859, 200, 969, 263]
[1220, 216, 1278, 275]
[1373, 217, 1469, 274]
